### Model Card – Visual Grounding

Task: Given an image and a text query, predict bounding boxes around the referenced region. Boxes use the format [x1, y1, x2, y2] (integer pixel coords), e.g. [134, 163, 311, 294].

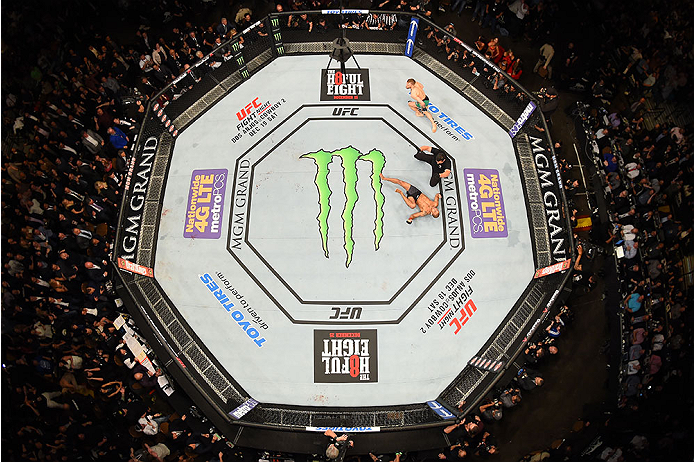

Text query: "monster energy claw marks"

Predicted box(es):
[301, 147, 386, 268]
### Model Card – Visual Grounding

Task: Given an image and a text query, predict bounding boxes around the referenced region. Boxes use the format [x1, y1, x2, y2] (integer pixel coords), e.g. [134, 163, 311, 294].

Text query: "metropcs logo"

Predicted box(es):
[301, 146, 385, 268]
[320, 69, 371, 101]
[183, 169, 228, 239]
[508, 101, 537, 138]
[463, 168, 507, 239]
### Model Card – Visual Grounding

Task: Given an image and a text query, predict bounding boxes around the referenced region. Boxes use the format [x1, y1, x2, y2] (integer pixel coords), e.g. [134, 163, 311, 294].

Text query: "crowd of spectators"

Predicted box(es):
[0, 1, 299, 461]
[1, 3, 540, 459]
[535, 0, 694, 111]
[3, 0, 691, 461]
[558, 91, 693, 460]
[434, 303, 573, 461]
[513, 102, 693, 459]
[514, 0, 694, 457]
[600, 0, 693, 106]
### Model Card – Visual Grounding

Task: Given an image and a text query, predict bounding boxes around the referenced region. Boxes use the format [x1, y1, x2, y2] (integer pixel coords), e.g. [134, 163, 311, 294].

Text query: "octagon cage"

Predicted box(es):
[112, 9, 575, 449]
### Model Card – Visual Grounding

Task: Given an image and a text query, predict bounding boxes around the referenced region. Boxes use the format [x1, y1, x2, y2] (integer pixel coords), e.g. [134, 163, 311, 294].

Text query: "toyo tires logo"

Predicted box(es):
[301, 146, 386, 268]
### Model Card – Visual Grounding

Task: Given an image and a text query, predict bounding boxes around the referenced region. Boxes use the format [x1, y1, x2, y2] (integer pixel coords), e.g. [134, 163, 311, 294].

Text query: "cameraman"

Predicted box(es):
[499, 387, 522, 408]
[324, 429, 353, 462]
[537, 87, 559, 125]
[478, 398, 503, 423]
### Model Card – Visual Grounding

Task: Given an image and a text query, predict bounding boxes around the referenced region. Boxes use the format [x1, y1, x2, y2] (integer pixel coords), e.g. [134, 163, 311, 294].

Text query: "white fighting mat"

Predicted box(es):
[154, 55, 534, 406]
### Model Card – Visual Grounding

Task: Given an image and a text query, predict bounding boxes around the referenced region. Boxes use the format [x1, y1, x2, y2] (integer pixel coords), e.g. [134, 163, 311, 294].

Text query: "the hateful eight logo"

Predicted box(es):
[314, 329, 378, 383]
[320, 69, 371, 101]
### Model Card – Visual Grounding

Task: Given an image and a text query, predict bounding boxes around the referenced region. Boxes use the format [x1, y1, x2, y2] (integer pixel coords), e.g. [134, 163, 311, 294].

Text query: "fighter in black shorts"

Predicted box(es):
[380, 173, 441, 224]
[406, 184, 422, 201]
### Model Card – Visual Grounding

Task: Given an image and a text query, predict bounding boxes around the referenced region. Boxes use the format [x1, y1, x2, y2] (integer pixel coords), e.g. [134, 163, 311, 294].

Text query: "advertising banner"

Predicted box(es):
[533, 259, 572, 278]
[427, 401, 456, 419]
[306, 426, 381, 432]
[117, 257, 154, 277]
[117, 136, 158, 261]
[183, 169, 228, 239]
[229, 398, 259, 420]
[527, 136, 570, 262]
[314, 330, 378, 383]
[405, 17, 419, 57]
[321, 9, 369, 14]
[463, 169, 508, 238]
[320, 69, 371, 101]
[508, 101, 537, 138]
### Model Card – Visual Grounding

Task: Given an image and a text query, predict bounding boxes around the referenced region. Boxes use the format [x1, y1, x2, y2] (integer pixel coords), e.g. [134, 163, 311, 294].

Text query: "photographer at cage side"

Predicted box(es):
[324, 429, 354, 462]
[535, 87, 559, 126]
[478, 398, 504, 423]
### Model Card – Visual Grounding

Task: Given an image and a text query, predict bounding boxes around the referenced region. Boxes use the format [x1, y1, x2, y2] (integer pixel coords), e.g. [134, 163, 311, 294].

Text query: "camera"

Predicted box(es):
[534, 87, 550, 101]
[533, 87, 558, 103]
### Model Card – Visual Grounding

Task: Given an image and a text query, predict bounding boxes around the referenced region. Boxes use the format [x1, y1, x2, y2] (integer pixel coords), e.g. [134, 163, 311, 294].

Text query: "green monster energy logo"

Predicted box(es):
[301, 147, 386, 268]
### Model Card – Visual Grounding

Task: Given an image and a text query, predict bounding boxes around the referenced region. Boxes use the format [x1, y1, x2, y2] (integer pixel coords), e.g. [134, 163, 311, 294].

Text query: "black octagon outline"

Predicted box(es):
[226, 104, 465, 324]
[248, 118, 454, 301]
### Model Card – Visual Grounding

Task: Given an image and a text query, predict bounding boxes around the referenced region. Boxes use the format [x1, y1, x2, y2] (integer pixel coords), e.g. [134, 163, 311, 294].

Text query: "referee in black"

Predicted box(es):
[415, 145, 452, 187]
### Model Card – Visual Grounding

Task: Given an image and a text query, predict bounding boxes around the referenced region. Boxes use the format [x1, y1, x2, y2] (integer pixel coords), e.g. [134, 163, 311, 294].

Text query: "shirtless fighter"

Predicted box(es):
[406, 78, 437, 133]
[380, 173, 441, 224]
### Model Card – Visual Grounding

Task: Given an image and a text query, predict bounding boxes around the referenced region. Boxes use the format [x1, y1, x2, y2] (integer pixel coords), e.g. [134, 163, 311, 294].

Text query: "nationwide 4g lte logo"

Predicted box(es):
[301, 146, 385, 268]
[314, 330, 378, 383]
[320, 69, 371, 101]
[183, 169, 228, 239]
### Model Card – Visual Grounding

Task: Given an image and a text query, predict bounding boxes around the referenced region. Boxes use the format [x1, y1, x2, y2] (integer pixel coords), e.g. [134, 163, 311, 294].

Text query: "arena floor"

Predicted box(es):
[153, 54, 535, 407]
